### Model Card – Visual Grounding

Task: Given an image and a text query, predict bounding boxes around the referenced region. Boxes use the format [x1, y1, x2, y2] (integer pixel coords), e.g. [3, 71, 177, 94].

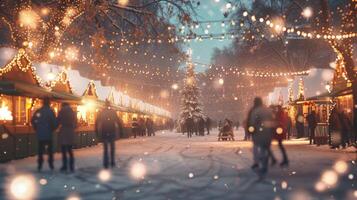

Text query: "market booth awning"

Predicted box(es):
[0, 48, 171, 118]
[0, 49, 81, 102]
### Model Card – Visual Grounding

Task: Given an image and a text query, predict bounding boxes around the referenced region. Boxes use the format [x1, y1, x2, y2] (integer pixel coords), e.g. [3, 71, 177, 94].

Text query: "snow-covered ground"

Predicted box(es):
[0, 129, 356, 200]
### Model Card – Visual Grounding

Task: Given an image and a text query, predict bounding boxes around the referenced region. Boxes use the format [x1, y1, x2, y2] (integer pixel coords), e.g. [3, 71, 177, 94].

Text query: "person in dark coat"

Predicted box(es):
[307, 111, 317, 145]
[295, 113, 305, 138]
[132, 118, 139, 138]
[57, 102, 77, 172]
[339, 110, 352, 148]
[31, 97, 58, 171]
[96, 100, 123, 168]
[198, 117, 205, 136]
[138, 118, 146, 136]
[146, 118, 154, 136]
[248, 97, 274, 180]
[186, 117, 194, 138]
[194, 118, 199, 136]
[205, 117, 211, 135]
[329, 107, 342, 148]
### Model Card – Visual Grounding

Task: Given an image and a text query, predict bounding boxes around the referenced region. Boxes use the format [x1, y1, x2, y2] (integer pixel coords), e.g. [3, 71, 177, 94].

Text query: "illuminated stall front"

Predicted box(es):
[78, 81, 99, 128]
[287, 78, 332, 142]
[0, 49, 50, 133]
[0, 49, 172, 162]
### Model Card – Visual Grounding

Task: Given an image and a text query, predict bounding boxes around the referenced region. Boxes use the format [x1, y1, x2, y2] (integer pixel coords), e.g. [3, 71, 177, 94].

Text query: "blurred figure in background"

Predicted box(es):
[307, 111, 317, 145]
[339, 109, 352, 148]
[132, 118, 139, 138]
[97, 100, 123, 168]
[272, 105, 289, 167]
[295, 113, 305, 138]
[57, 102, 77, 173]
[205, 117, 211, 135]
[198, 117, 205, 136]
[248, 97, 274, 180]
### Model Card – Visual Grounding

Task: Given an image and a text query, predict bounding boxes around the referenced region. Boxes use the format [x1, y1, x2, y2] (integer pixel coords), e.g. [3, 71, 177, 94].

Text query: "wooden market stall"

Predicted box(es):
[0, 49, 172, 162]
[0, 49, 60, 160]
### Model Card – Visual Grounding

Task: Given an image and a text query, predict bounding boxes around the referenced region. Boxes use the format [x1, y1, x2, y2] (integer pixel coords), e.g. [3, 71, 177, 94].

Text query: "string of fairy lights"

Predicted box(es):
[8, 2, 355, 90]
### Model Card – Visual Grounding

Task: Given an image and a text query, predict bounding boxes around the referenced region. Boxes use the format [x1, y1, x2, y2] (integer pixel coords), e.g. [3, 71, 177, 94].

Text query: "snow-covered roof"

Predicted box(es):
[0, 48, 171, 117]
[268, 68, 335, 105]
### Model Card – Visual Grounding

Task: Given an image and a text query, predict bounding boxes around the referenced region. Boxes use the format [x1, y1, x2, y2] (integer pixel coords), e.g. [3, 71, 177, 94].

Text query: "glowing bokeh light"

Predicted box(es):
[19, 9, 40, 29]
[321, 170, 338, 187]
[39, 178, 47, 185]
[98, 169, 111, 182]
[7, 174, 37, 200]
[315, 181, 327, 192]
[118, 0, 129, 6]
[333, 160, 348, 174]
[130, 162, 147, 179]
[248, 126, 255, 133]
[218, 78, 224, 85]
[276, 127, 283, 135]
[67, 195, 81, 200]
[302, 7, 313, 18]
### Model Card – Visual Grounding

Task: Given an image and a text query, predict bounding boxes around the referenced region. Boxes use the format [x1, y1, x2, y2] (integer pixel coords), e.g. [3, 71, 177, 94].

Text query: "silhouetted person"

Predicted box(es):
[186, 117, 194, 138]
[198, 117, 205, 136]
[339, 110, 352, 148]
[248, 97, 274, 180]
[31, 97, 58, 171]
[272, 105, 289, 167]
[243, 119, 250, 141]
[329, 107, 342, 148]
[97, 100, 123, 168]
[194, 118, 199, 136]
[146, 118, 155, 136]
[205, 117, 211, 135]
[138, 118, 146, 136]
[132, 118, 139, 138]
[307, 111, 317, 145]
[295, 113, 305, 138]
[57, 102, 77, 172]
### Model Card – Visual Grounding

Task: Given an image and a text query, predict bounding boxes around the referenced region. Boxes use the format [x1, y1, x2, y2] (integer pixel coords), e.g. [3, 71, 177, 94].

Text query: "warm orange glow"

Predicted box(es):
[19, 9, 40, 29]
[7, 174, 37, 200]
[118, 0, 129, 6]
[98, 169, 111, 182]
[130, 162, 146, 179]
[0, 102, 13, 121]
[65, 47, 78, 61]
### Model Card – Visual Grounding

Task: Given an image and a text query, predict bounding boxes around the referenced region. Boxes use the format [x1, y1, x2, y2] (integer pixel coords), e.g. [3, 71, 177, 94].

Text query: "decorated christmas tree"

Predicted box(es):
[179, 55, 203, 124]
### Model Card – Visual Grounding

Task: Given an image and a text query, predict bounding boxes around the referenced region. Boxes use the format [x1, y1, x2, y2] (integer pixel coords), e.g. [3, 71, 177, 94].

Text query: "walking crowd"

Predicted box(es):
[29, 96, 355, 181]
[31, 98, 157, 172]
[181, 116, 211, 138]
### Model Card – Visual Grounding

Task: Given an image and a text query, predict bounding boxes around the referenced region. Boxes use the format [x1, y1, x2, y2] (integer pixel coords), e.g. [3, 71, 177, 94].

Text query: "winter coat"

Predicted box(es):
[273, 110, 288, 140]
[57, 105, 77, 145]
[307, 113, 317, 129]
[249, 106, 274, 146]
[31, 105, 58, 141]
[97, 108, 122, 140]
